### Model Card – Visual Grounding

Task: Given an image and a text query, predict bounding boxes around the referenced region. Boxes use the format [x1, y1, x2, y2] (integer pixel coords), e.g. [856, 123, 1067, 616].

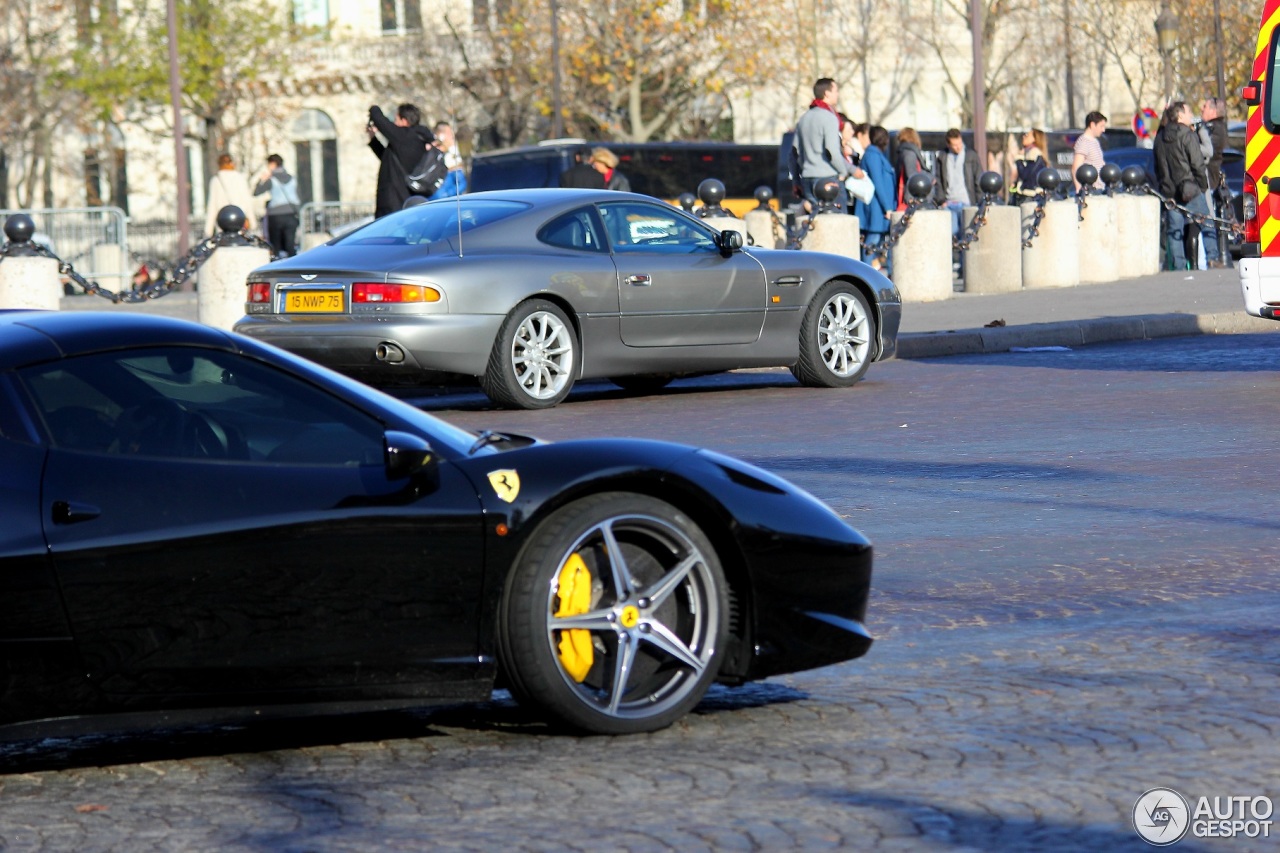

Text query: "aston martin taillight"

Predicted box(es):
[352, 283, 440, 303]
[248, 281, 271, 303]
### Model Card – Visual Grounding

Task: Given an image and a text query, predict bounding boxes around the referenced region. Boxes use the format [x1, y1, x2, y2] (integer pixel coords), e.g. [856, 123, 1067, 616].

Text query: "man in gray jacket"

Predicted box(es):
[790, 78, 849, 211]
[252, 154, 301, 258]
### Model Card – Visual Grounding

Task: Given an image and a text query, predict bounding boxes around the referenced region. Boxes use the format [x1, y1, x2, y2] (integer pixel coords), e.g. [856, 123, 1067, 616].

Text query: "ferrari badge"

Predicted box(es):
[487, 469, 521, 503]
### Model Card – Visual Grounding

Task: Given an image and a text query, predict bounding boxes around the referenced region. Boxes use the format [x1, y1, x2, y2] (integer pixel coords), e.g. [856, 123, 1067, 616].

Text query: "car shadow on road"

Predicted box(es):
[0, 683, 809, 773]
[384, 371, 801, 412]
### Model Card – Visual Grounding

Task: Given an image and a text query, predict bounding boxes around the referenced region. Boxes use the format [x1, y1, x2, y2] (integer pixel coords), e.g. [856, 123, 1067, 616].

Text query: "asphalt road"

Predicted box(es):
[3, 334, 1279, 851]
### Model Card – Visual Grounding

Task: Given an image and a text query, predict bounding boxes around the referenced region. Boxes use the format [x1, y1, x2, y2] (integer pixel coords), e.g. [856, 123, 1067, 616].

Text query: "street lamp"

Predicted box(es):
[1155, 0, 1179, 102]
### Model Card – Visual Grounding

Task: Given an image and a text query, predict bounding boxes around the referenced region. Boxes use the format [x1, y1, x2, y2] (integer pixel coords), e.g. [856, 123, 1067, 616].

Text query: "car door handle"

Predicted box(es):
[627, 274, 652, 286]
[51, 501, 101, 525]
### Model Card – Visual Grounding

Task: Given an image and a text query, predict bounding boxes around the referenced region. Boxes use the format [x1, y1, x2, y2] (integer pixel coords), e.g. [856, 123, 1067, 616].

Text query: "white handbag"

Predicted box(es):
[846, 172, 876, 204]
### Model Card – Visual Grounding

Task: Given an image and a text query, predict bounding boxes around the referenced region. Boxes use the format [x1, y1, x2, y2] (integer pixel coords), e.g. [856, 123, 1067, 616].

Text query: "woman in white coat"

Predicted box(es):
[204, 154, 259, 237]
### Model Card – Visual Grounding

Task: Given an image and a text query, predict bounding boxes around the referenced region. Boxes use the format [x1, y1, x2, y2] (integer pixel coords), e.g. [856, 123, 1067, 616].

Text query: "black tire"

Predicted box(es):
[608, 374, 674, 394]
[498, 493, 728, 734]
[479, 299, 577, 409]
[790, 280, 875, 388]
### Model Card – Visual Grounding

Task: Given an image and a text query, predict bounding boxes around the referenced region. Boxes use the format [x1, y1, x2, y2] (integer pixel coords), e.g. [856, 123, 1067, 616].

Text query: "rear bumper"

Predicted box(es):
[233, 314, 506, 376]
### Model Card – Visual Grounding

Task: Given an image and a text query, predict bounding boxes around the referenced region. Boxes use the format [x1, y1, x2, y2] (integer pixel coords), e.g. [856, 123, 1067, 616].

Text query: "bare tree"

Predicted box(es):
[827, 0, 925, 124]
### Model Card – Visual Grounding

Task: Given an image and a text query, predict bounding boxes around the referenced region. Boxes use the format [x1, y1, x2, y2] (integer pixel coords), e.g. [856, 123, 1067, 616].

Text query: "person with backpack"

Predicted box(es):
[367, 102, 435, 217]
[253, 153, 302, 258]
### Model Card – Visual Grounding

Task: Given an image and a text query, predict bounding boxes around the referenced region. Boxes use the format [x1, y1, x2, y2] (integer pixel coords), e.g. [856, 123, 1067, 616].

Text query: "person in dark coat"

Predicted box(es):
[1153, 101, 1209, 270]
[368, 103, 435, 218]
[590, 147, 631, 191]
[893, 127, 926, 210]
[559, 147, 606, 189]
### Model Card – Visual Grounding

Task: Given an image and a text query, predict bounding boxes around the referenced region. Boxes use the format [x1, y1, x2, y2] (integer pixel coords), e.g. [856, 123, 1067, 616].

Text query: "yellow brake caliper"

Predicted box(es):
[554, 553, 594, 682]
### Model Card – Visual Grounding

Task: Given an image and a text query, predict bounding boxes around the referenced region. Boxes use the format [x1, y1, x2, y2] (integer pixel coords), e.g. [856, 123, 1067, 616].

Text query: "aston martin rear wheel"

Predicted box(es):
[791, 281, 875, 388]
[480, 299, 577, 409]
[498, 493, 728, 734]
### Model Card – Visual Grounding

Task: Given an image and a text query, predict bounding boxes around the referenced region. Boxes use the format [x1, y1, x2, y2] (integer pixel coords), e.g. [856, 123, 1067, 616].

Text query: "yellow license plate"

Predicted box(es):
[285, 290, 344, 312]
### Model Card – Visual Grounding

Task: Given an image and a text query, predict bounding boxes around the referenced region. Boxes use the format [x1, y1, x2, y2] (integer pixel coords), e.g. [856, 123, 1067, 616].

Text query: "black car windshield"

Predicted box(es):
[334, 200, 530, 246]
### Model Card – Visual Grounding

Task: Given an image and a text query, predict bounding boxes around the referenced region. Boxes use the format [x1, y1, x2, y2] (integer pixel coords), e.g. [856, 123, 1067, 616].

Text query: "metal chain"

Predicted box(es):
[787, 210, 819, 250]
[1075, 186, 1091, 222]
[860, 195, 934, 264]
[1021, 192, 1052, 249]
[0, 230, 274, 304]
[953, 195, 993, 252]
[1139, 185, 1244, 236]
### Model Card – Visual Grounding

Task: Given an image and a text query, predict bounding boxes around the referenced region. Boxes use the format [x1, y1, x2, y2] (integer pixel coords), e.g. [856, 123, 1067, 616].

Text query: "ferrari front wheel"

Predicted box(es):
[791, 281, 875, 387]
[481, 299, 577, 409]
[498, 493, 728, 734]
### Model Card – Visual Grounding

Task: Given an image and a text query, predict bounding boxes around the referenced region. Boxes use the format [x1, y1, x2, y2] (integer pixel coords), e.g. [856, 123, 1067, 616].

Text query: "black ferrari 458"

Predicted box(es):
[0, 310, 873, 737]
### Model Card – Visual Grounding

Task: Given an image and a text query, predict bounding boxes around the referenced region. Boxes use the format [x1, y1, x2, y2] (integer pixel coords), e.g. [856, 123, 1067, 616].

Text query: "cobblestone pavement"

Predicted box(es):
[2, 335, 1278, 852]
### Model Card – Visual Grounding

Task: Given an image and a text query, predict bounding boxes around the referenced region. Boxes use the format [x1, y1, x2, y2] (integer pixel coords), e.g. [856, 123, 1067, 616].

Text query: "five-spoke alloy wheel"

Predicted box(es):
[499, 493, 728, 734]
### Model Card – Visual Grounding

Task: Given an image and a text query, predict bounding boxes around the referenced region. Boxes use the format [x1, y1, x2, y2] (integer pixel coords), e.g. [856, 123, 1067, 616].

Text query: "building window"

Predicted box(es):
[83, 124, 129, 213]
[291, 109, 340, 204]
[471, 0, 509, 29]
[382, 0, 421, 33]
[293, 0, 329, 32]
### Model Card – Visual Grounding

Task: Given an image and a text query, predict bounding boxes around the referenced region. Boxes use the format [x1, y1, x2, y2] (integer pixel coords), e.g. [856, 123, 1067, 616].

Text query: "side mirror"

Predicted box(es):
[717, 229, 743, 256]
[384, 430, 438, 484]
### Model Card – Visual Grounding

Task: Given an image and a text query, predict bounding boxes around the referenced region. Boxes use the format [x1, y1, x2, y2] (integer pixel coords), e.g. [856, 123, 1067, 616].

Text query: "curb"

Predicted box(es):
[896, 312, 1280, 359]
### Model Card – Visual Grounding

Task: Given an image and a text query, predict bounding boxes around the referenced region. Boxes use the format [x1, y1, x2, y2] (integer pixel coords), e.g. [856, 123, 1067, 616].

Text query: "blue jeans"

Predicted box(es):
[943, 200, 965, 235]
[1197, 190, 1219, 264]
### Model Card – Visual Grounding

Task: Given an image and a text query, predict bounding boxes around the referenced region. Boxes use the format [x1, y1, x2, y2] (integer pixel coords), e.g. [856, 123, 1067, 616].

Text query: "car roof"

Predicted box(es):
[0, 310, 237, 371]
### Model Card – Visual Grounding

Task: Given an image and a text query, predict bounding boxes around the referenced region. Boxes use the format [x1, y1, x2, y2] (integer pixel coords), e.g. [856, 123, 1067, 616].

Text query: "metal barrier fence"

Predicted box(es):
[0, 206, 129, 286]
[301, 201, 376, 241]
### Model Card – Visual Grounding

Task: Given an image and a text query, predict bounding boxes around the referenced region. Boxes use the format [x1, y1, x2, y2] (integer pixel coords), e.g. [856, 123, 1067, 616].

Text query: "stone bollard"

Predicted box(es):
[886, 172, 950, 302]
[1114, 165, 1159, 277]
[1074, 165, 1118, 284]
[890, 209, 951, 301]
[197, 206, 271, 332]
[91, 243, 127, 288]
[705, 216, 748, 243]
[961, 172, 1021, 294]
[801, 179, 860, 257]
[1115, 195, 1143, 279]
[743, 185, 780, 248]
[963, 205, 1023, 294]
[744, 210, 778, 248]
[0, 214, 62, 310]
[1019, 168, 1076, 289]
[1021, 200, 1080, 288]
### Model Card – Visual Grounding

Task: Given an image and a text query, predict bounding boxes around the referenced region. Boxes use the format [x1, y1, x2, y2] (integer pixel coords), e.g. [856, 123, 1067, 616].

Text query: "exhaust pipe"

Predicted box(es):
[375, 342, 406, 364]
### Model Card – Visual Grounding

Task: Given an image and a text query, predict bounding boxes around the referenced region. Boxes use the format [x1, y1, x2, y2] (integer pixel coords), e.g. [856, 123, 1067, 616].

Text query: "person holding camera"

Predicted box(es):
[1153, 101, 1209, 271]
[367, 103, 434, 218]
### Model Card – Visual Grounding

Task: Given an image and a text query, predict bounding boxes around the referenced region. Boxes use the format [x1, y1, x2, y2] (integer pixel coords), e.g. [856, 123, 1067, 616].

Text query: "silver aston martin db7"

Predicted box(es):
[233, 189, 902, 409]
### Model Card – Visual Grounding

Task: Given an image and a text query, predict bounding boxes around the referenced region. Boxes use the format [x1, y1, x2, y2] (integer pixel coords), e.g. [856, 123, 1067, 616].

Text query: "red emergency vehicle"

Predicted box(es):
[1241, 0, 1280, 317]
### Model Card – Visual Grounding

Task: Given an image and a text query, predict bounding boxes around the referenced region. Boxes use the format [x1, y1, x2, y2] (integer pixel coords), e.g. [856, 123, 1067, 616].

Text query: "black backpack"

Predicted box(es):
[406, 146, 448, 196]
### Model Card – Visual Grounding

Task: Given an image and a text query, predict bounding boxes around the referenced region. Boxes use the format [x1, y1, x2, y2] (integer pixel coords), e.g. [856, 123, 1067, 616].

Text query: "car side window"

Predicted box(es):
[19, 347, 385, 465]
[538, 209, 606, 253]
[597, 202, 718, 254]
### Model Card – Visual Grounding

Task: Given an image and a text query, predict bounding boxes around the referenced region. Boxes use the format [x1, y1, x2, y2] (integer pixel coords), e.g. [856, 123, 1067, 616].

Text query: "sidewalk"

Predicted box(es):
[896, 266, 1280, 358]
[59, 266, 1278, 358]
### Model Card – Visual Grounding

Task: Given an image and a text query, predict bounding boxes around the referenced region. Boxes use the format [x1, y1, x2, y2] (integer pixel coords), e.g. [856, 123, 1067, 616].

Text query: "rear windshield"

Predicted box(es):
[333, 199, 529, 246]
